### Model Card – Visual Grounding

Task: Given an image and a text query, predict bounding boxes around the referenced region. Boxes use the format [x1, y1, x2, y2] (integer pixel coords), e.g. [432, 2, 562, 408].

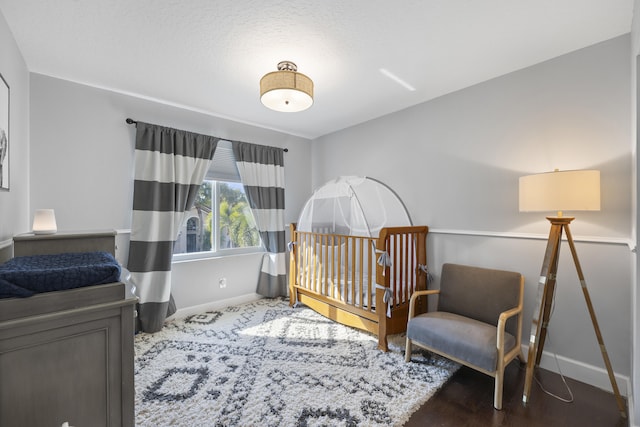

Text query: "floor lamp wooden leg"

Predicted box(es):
[522, 276, 548, 403]
[535, 252, 560, 365]
[522, 222, 563, 403]
[523, 218, 626, 418]
[564, 225, 627, 418]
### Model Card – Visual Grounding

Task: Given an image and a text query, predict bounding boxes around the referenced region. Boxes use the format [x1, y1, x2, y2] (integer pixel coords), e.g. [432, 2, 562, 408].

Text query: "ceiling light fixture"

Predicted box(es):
[260, 61, 314, 112]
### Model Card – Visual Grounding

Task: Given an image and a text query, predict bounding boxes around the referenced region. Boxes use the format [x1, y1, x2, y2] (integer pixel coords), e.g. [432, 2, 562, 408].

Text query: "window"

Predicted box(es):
[173, 141, 262, 259]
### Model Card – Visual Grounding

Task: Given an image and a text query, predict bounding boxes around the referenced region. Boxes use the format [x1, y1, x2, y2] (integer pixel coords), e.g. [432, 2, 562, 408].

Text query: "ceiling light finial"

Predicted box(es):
[260, 61, 314, 112]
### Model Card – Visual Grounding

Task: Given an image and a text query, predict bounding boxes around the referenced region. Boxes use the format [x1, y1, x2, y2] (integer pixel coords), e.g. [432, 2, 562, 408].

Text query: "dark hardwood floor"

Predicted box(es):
[405, 362, 628, 427]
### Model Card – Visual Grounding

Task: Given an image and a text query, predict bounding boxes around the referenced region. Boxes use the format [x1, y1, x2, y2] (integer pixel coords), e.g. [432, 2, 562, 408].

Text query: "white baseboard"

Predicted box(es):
[523, 345, 630, 396]
[168, 293, 263, 320]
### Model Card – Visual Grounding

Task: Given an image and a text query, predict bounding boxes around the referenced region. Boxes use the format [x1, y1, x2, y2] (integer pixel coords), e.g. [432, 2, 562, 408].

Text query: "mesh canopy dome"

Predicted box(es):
[297, 176, 412, 237]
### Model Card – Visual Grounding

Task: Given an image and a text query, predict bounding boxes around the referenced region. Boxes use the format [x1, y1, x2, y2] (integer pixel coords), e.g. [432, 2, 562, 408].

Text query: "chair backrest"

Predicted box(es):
[437, 263, 522, 337]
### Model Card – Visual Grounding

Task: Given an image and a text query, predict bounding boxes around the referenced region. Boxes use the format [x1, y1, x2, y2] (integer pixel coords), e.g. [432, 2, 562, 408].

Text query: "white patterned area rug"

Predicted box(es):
[134, 298, 459, 426]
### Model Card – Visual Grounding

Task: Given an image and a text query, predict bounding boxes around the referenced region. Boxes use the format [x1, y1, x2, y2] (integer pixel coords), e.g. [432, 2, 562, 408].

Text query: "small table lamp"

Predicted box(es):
[518, 169, 625, 417]
[32, 209, 57, 235]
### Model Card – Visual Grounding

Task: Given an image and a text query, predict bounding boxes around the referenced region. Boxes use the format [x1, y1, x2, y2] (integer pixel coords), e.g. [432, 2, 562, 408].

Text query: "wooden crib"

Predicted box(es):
[288, 223, 429, 351]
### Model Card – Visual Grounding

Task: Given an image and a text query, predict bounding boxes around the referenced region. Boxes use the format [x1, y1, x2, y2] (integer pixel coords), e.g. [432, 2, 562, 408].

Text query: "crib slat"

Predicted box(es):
[357, 239, 362, 308]
[337, 235, 343, 302]
[404, 233, 409, 303]
[299, 233, 304, 289]
[352, 237, 356, 305]
[329, 234, 334, 299]
[412, 233, 417, 297]
[367, 239, 373, 312]
[391, 235, 400, 307]
[322, 234, 328, 295]
[307, 232, 313, 291]
[302, 232, 308, 290]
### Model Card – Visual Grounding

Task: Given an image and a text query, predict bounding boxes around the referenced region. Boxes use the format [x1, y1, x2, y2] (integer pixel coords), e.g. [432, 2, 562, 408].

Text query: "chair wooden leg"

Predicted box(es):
[494, 353, 506, 410]
[405, 338, 412, 362]
[494, 371, 504, 410]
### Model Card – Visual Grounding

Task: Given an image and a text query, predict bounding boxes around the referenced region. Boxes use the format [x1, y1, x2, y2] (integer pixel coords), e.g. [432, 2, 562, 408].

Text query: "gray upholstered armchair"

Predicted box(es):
[405, 263, 524, 410]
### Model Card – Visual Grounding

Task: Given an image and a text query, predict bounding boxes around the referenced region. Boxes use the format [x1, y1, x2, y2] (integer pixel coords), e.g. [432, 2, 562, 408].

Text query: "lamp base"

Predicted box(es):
[33, 229, 57, 235]
[545, 216, 574, 224]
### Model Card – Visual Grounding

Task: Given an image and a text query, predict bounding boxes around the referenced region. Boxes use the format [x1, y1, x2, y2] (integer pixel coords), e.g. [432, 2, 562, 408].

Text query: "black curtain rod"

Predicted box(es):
[125, 118, 288, 152]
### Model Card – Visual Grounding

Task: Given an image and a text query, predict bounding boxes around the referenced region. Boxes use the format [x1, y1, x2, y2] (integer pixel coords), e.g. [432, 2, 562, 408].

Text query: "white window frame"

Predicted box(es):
[172, 141, 264, 262]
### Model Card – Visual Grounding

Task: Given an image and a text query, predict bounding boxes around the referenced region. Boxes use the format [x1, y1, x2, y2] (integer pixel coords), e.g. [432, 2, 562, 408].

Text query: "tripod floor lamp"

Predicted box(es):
[519, 169, 626, 418]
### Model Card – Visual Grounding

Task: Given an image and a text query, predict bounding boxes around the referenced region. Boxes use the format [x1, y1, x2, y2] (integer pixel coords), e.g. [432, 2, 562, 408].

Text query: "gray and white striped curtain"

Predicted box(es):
[232, 141, 287, 297]
[128, 122, 219, 332]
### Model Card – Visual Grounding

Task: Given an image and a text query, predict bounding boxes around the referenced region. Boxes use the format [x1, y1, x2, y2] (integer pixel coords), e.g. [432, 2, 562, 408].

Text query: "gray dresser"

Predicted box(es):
[0, 231, 136, 427]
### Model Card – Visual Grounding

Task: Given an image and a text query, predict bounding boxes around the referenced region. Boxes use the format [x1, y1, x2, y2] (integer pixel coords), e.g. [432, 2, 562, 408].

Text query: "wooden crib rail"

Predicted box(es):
[288, 223, 429, 351]
[289, 225, 377, 314]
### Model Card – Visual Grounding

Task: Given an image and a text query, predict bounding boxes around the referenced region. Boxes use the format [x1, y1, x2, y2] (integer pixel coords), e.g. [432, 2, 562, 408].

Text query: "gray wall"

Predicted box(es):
[313, 35, 633, 393]
[0, 10, 29, 251]
[28, 73, 313, 310]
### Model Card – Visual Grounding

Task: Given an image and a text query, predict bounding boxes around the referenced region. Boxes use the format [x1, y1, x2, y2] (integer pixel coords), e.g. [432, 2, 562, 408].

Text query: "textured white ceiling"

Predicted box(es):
[0, 0, 634, 139]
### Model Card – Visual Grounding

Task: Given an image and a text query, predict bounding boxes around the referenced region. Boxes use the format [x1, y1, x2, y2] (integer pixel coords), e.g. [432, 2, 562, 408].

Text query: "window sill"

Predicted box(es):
[172, 248, 265, 264]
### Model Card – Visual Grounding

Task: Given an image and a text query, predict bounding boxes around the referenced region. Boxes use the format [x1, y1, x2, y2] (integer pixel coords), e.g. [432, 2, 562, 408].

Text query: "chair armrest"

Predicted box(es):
[496, 275, 525, 353]
[500, 305, 522, 318]
[496, 304, 523, 352]
[408, 289, 440, 320]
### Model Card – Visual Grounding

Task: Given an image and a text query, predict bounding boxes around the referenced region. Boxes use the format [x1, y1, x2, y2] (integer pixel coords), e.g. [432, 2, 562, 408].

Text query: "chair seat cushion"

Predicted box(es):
[406, 311, 516, 372]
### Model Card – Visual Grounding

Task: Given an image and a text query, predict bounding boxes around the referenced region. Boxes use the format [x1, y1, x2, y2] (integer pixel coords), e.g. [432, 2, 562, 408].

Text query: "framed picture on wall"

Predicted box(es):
[0, 72, 8, 191]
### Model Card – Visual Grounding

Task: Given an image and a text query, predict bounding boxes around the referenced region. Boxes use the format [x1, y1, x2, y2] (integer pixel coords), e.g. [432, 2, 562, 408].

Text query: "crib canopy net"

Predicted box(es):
[297, 176, 412, 237]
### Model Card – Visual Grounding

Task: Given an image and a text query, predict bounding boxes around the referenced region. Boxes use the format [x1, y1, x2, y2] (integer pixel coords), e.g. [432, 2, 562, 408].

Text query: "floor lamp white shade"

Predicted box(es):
[519, 169, 600, 216]
[32, 209, 57, 234]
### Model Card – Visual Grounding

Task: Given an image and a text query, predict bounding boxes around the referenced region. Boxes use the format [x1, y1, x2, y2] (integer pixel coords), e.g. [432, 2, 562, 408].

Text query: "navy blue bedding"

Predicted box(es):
[0, 251, 121, 298]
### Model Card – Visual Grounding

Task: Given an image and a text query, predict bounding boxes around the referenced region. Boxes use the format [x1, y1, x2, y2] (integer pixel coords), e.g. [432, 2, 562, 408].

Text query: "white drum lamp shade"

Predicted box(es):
[519, 169, 600, 217]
